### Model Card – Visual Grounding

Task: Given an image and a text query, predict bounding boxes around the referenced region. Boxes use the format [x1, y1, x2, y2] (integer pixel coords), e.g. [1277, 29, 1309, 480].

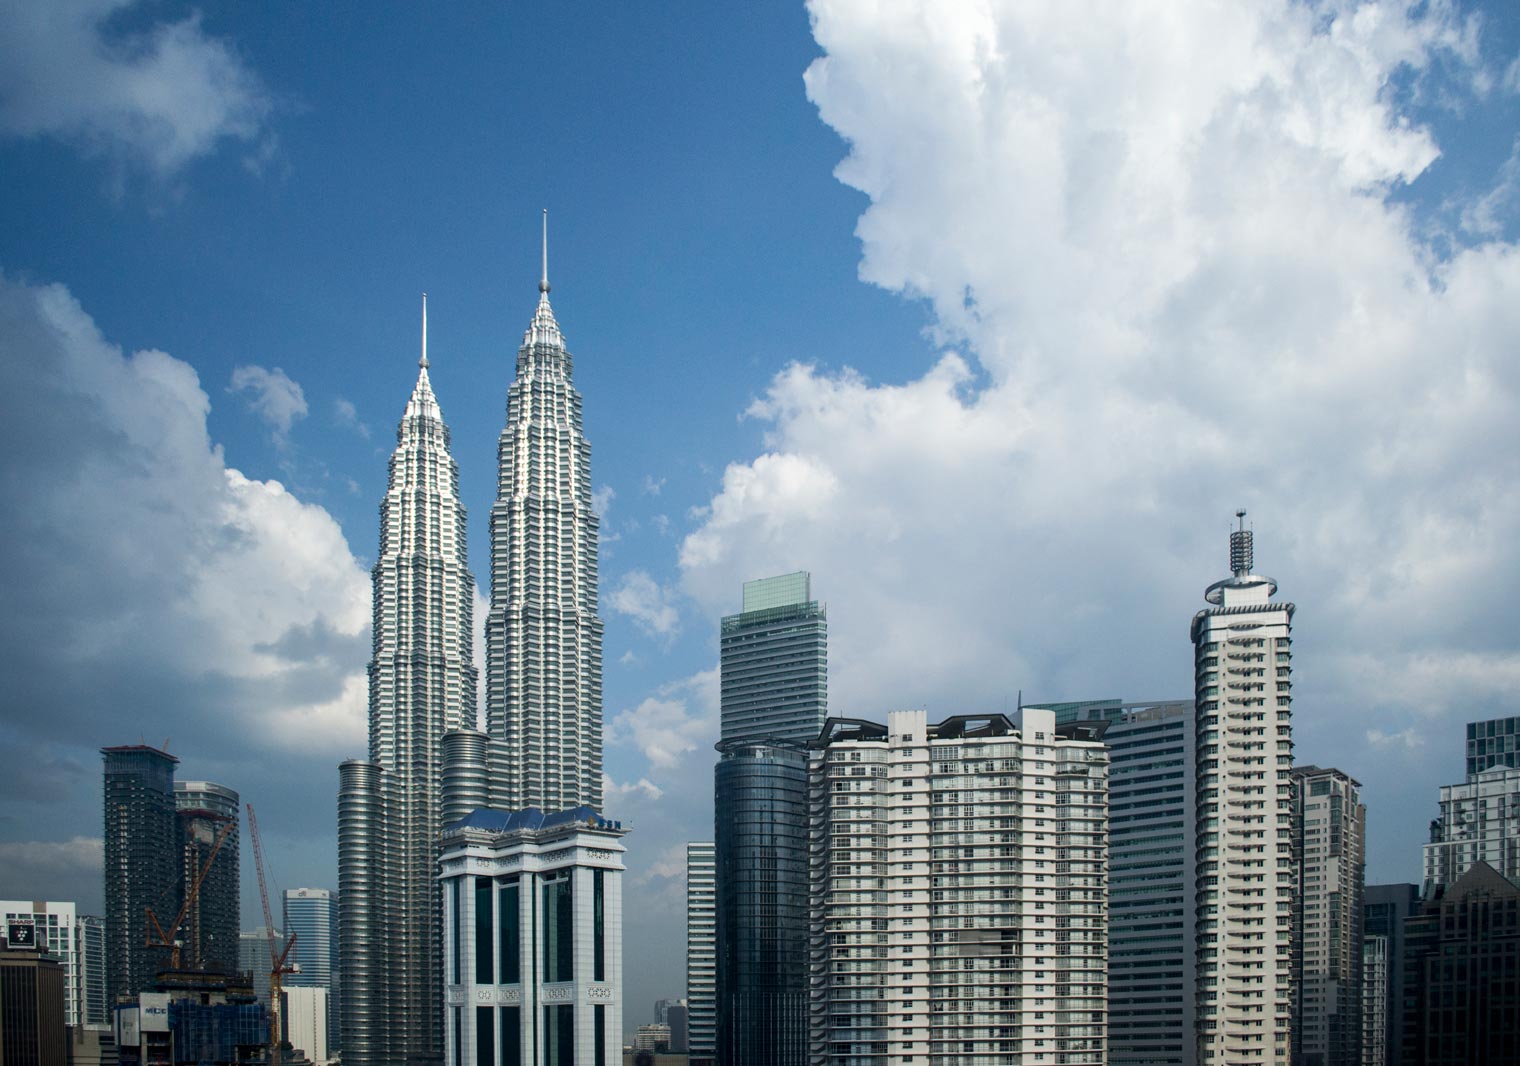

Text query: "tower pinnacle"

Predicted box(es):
[539, 209, 550, 294]
[420, 292, 429, 369]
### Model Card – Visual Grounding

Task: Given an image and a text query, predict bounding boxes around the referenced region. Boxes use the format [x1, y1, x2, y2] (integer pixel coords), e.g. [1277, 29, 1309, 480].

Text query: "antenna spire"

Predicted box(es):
[539, 209, 550, 294]
[420, 293, 429, 368]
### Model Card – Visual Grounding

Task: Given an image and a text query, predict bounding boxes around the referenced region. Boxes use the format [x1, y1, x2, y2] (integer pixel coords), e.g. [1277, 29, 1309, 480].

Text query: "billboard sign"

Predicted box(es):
[139, 992, 171, 1032]
[5, 921, 36, 948]
[117, 1006, 140, 1049]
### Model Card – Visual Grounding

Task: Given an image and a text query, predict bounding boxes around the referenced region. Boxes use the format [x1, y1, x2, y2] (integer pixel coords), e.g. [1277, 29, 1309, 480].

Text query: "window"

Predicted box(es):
[542, 875, 574, 982]
[499, 880, 520, 984]
[594, 868, 606, 981]
[477, 1006, 496, 1066]
[476, 877, 494, 985]
[451, 879, 462, 984]
[500, 1007, 521, 1066]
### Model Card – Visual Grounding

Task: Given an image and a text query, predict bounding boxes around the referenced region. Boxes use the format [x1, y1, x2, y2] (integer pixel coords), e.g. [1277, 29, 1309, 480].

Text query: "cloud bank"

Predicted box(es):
[672, 0, 1520, 880]
[0, 274, 369, 904]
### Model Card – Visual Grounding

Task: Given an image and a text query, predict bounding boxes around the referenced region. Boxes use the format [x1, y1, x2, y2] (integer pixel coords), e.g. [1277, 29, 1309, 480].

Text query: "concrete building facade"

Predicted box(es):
[438, 808, 625, 1066]
[1191, 515, 1296, 1066]
[807, 708, 1109, 1066]
[1291, 766, 1365, 1066]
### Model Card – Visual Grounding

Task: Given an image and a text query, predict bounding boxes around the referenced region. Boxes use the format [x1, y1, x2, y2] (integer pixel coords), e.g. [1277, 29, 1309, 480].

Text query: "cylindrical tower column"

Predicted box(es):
[441, 729, 491, 825]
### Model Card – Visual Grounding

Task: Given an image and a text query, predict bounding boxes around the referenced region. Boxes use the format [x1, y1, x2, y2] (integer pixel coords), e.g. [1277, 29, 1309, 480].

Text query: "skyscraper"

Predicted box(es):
[686, 842, 717, 1066]
[719, 572, 827, 745]
[484, 217, 604, 812]
[1191, 514, 1296, 1066]
[714, 572, 826, 1066]
[284, 888, 337, 1053]
[102, 745, 180, 1004]
[806, 709, 1110, 1065]
[1291, 766, 1365, 1066]
[1029, 699, 1197, 1066]
[174, 780, 240, 976]
[338, 297, 478, 1066]
[1423, 717, 1520, 891]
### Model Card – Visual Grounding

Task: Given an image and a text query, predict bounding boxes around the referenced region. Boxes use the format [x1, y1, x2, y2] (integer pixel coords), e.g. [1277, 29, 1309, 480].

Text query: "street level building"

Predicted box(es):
[1291, 766, 1366, 1066]
[102, 746, 180, 1005]
[1, 903, 107, 1030]
[1030, 699, 1198, 1066]
[1191, 516, 1296, 1066]
[684, 843, 716, 1066]
[1362, 884, 1419, 1066]
[438, 807, 626, 1066]
[1, 937, 67, 1066]
[807, 708, 1109, 1066]
[1400, 861, 1520, 1065]
[338, 296, 478, 1066]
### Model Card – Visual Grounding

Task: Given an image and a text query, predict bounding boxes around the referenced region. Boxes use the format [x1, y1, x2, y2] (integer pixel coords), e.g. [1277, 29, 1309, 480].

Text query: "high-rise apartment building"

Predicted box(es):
[1465, 714, 1520, 776]
[1191, 514, 1296, 1066]
[102, 745, 180, 1005]
[713, 572, 825, 1066]
[1362, 884, 1418, 1066]
[1423, 762, 1520, 892]
[338, 297, 478, 1066]
[807, 708, 1109, 1066]
[284, 888, 337, 1054]
[483, 222, 604, 813]
[1032, 699, 1197, 1066]
[1361, 937, 1387, 1066]
[438, 807, 626, 1066]
[174, 781, 240, 976]
[1400, 862, 1520, 1065]
[686, 842, 717, 1066]
[0, 902, 108, 1029]
[1291, 766, 1365, 1066]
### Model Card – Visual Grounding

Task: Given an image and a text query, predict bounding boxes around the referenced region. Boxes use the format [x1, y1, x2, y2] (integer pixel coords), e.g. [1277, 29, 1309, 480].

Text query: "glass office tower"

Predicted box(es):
[714, 573, 826, 1066]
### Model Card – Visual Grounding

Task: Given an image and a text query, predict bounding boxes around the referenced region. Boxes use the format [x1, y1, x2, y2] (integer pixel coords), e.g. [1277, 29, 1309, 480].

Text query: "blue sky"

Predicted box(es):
[2, 0, 1520, 1032]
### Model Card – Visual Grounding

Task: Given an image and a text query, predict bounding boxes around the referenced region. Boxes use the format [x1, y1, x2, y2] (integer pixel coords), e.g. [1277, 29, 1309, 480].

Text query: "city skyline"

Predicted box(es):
[3, 0, 1520, 1031]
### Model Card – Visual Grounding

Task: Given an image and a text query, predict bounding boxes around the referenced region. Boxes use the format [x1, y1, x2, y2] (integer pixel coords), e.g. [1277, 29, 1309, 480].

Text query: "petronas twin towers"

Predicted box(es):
[339, 218, 604, 1066]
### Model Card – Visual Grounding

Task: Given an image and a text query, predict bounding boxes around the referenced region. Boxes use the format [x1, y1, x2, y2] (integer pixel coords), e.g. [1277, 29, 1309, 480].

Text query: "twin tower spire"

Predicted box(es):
[340, 210, 603, 1066]
[417, 208, 550, 370]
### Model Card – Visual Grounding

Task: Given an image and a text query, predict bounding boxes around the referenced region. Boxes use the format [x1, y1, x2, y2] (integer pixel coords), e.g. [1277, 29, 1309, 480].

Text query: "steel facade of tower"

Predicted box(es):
[719, 572, 827, 746]
[1191, 516, 1296, 1066]
[174, 780, 240, 977]
[713, 573, 826, 1066]
[102, 745, 180, 1005]
[1033, 699, 1198, 1066]
[338, 306, 478, 1066]
[484, 265, 604, 813]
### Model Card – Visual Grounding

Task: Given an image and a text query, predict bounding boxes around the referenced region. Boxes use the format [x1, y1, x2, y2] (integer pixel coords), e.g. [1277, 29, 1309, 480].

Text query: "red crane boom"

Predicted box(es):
[246, 803, 297, 1066]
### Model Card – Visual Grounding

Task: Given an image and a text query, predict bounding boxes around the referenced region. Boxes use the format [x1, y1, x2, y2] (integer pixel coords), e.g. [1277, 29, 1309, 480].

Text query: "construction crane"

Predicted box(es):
[145, 819, 234, 969]
[247, 803, 298, 1066]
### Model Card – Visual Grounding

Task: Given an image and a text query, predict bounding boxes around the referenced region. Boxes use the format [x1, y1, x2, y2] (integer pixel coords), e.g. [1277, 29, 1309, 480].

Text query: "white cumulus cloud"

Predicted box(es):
[609, 570, 682, 639]
[0, 274, 370, 872]
[607, 668, 718, 771]
[0, 0, 273, 178]
[230, 364, 308, 441]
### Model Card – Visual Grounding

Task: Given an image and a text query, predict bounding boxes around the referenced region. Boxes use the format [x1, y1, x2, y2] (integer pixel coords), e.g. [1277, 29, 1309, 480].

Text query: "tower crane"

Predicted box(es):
[247, 803, 298, 1066]
[145, 819, 234, 970]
